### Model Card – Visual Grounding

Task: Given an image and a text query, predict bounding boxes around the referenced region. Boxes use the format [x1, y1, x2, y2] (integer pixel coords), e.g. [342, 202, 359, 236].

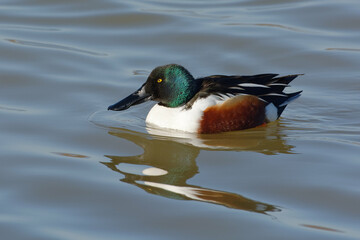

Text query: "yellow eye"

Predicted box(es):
[157, 78, 163, 83]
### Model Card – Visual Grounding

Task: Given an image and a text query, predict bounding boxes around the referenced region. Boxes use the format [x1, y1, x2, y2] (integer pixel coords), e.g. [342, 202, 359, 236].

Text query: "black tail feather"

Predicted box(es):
[277, 90, 302, 116]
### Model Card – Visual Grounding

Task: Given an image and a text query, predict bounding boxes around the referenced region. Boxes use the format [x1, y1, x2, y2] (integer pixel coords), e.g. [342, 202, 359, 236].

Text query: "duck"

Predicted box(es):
[108, 64, 302, 134]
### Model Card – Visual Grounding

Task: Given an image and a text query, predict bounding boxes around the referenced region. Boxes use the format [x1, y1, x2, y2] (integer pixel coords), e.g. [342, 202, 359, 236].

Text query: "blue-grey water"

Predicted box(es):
[1, 0, 360, 239]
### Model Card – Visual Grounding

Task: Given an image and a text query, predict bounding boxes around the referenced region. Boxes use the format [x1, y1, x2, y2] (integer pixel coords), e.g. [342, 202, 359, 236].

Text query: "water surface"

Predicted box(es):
[1, 0, 360, 239]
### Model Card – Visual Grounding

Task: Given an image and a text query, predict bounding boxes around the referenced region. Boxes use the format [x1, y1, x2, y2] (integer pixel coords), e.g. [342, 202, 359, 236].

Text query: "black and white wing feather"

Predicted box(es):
[189, 73, 302, 115]
[201, 73, 300, 99]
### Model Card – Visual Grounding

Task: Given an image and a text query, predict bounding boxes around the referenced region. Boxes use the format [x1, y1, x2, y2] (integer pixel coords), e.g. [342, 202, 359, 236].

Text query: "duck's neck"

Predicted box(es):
[163, 65, 200, 108]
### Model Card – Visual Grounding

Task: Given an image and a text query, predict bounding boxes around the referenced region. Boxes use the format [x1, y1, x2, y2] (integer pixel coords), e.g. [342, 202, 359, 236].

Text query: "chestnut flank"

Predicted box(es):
[198, 95, 266, 134]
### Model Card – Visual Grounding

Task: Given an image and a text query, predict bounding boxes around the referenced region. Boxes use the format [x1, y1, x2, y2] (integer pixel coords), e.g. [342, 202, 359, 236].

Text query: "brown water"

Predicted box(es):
[1, 0, 360, 239]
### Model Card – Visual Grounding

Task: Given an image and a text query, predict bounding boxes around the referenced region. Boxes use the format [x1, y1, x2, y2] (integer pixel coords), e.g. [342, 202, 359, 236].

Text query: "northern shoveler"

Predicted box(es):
[108, 64, 302, 134]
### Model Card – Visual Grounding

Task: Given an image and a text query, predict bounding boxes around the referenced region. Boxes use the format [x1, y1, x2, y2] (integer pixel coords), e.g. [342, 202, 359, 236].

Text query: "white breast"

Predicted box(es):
[145, 95, 223, 133]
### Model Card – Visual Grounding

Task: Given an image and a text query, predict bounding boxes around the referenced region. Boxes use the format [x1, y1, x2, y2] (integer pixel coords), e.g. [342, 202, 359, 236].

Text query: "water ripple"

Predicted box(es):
[133, 69, 150, 75]
[0, 24, 60, 32]
[223, 22, 319, 34]
[5, 38, 108, 56]
[326, 47, 360, 52]
[0, 105, 26, 112]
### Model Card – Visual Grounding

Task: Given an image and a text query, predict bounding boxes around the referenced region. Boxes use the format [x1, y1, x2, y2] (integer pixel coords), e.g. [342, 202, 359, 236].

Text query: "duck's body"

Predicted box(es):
[108, 64, 302, 134]
[146, 94, 274, 133]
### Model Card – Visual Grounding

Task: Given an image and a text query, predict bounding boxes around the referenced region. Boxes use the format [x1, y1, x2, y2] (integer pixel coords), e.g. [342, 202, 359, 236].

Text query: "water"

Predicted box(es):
[1, 0, 360, 239]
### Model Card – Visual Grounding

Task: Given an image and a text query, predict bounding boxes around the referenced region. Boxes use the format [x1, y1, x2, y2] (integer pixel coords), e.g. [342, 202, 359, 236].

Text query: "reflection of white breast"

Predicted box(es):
[146, 95, 223, 133]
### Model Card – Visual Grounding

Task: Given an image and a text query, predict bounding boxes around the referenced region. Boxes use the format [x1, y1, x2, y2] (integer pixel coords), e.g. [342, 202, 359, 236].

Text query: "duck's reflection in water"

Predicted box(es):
[103, 122, 293, 214]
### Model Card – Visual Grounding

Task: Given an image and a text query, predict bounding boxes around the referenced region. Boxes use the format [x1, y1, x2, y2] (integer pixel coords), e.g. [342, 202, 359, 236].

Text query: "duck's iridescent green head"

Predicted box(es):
[108, 64, 200, 111]
[145, 64, 198, 107]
